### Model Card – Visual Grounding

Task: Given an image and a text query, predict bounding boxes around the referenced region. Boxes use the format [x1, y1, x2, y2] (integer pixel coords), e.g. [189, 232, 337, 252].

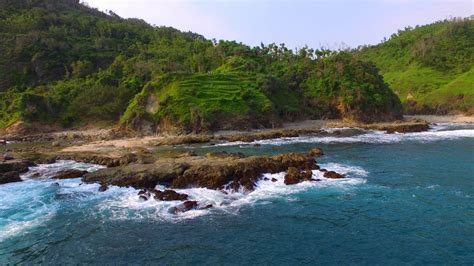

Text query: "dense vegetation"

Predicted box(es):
[356, 18, 474, 114]
[0, 0, 406, 133]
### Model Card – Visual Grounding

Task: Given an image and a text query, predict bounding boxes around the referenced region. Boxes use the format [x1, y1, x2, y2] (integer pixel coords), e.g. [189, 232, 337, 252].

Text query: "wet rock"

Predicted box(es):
[323, 171, 345, 179]
[360, 119, 430, 134]
[172, 152, 315, 191]
[83, 162, 189, 189]
[31, 172, 41, 177]
[156, 135, 213, 145]
[385, 122, 429, 133]
[0, 159, 31, 174]
[0, 171, 21, 184]
[83, 152, 317, 192]
[138, 190, 151, 201]
[218, 128, 323, 143]
[205, 151, 245, 159]
[319, 168, 327, 172]
[56, 153, 138, 167]
[183, 200, 198, 210]
[160, 151, 197, 158]
[284, 167, 313, 185]
[201, 204, 213, 210]
[52, 169, 88, 179]
[153, 189, 188, 201]
[271, 178, 277, 182]
[98, 183, 108, 192]
[308, 147, 324, 157]
[169, 200, 198, 213]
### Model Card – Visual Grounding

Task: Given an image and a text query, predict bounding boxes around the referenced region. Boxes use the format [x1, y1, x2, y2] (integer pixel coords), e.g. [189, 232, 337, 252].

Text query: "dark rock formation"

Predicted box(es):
[83, 152, 317, 192]
[152, 189, 188, 201]
[138, 190, 151, 201]
[217, 128, 323, 143]
[0, 171, 22, 184]
[0, 159, 32, 174]
[308, 147, 324, 157]
[155, 135, 213, 145]
[284, 167, 313, 185]
[359, 119, 430, 133]
[52, 169, 88, 179]
[169, 200, 198, 213]
[56, 153, 139, 167]
[171, 153, 316, 191]
[323, 171, 345, 179]
[83, 162, 189, 189]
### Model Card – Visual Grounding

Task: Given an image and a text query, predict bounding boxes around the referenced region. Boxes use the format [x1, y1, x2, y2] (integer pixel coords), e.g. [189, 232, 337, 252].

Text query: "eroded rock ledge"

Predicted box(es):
[82, 151, 321, 192]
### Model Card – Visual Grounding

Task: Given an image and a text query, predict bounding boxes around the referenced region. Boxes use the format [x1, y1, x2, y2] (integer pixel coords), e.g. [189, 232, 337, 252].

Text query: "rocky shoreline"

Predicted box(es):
[0, 146, 336, 212]
[0, 118, 433, 213]
[1, 118, 430, 147]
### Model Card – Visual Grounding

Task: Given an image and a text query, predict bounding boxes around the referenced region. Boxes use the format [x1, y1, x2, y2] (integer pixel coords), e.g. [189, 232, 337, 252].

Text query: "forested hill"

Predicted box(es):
[356, 18, 474, 114]
[1, 0, 404, 133]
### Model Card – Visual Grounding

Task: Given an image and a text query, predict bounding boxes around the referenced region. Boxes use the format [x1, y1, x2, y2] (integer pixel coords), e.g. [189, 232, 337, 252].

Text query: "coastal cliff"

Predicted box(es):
[0, 0, 403, 135]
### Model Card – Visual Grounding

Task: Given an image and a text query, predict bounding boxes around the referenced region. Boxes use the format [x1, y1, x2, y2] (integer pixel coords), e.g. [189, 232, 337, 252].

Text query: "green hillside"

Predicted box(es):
[0, 0, 404, 133]
[357, 18, 474, 114]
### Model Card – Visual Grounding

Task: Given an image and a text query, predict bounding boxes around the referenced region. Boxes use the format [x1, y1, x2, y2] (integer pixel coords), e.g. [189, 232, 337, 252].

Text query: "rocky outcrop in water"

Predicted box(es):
[83, 152, 318, 192]
[0, 158, 35, 184]
[0, 159, 32, 173]
[83, 162, 189, 189]
[323, 171, 345, 179]
[217, 128, 324, 143]
[169, 201, 198, 213]
[284, 167, 314, 185]
[0, 171, 22, 184]
[153, 189, 189, 201]
[308, 147, 324, 157]
[359, 119, 430, 133]
[52, 169, 88, 179]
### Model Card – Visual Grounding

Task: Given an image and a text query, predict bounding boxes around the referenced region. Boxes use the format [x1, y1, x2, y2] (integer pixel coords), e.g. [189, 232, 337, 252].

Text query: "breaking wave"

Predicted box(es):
[0, 159, 368, 241]
[215, 124, 474, 147]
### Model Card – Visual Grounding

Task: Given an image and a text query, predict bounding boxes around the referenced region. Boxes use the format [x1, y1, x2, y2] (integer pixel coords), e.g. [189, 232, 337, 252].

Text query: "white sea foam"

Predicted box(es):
[214, 125, 474, 147]
[97, 162, 368, 222]
[21, 160, 105, 180]
[0, 161, 104, 242]
[0, 158, 368, 233]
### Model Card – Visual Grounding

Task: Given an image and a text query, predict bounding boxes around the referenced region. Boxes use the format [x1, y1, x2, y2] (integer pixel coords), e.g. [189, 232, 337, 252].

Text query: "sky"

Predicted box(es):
[85, 0, 473, 49]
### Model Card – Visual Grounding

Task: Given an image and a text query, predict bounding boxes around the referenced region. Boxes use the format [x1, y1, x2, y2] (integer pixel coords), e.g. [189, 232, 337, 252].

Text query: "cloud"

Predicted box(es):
[86, 0, 240, 40]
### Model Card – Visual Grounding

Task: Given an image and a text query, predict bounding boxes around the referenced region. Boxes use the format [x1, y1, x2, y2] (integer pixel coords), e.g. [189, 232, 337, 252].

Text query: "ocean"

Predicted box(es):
[1, 124, 473, 264]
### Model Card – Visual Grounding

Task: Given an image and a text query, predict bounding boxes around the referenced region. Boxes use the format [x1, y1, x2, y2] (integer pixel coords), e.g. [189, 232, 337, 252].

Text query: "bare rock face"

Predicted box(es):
[323, 171, 345, 179]
[171, 153, 317, 191]
[218, 128, 323, 143]
[308, 147, 324, 157]
[169, 200, 198, 214]
[152, 189, 188, 201]
[83, 161, 189, 189]
[0, 171, 22, 184]
[360, 119, 430, 134]
[284, 167, 313, 185]
[83, 152, 317, 192]
[52, 169, 88, 179]
[0, 159, 32, 174]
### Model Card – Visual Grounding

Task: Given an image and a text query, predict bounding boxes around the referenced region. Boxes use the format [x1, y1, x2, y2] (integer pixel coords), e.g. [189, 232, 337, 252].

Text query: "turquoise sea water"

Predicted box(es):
[0, 124, 473, 264]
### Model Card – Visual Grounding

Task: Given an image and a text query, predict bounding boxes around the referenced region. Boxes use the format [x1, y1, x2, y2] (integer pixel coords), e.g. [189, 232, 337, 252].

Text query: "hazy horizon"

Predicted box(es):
[84, 0, 472, 49]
